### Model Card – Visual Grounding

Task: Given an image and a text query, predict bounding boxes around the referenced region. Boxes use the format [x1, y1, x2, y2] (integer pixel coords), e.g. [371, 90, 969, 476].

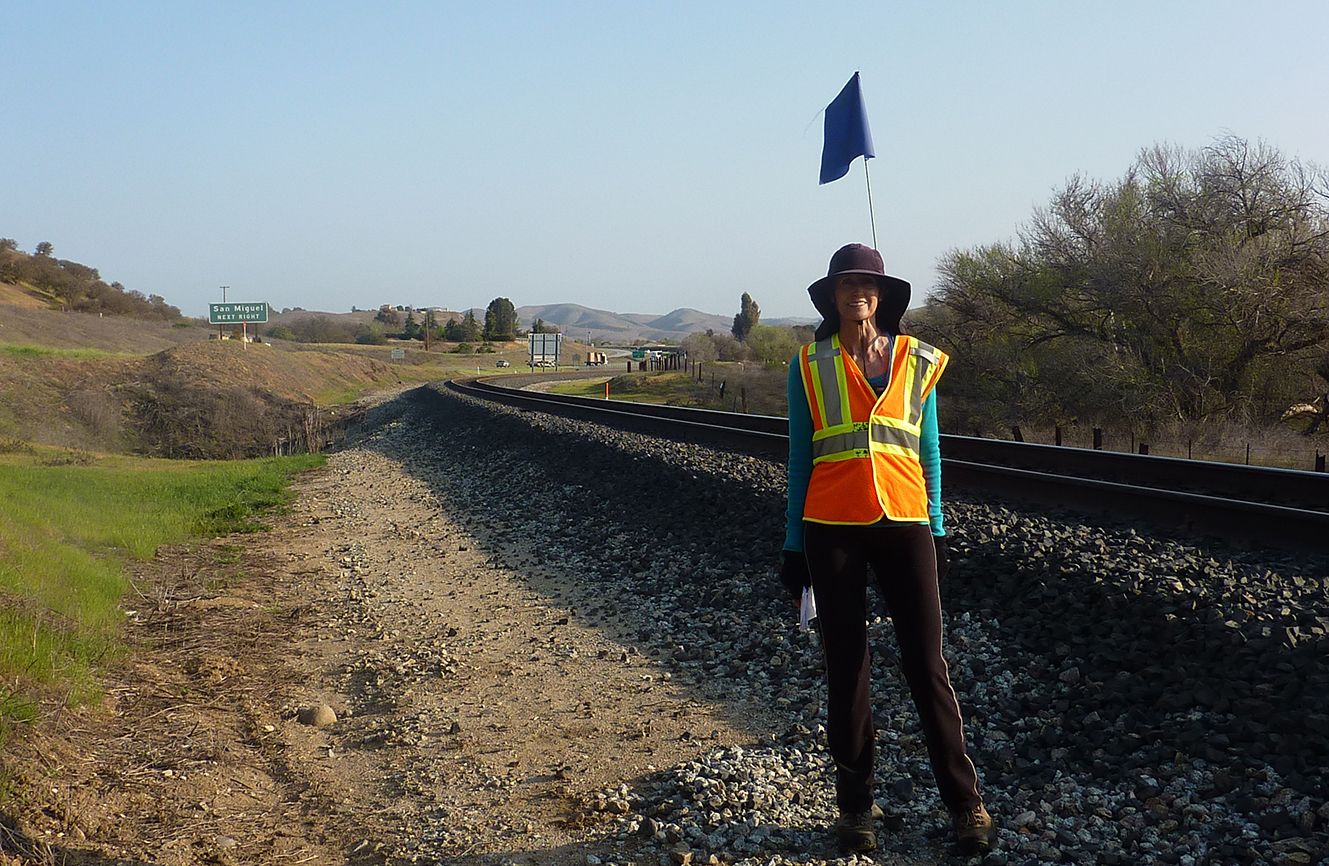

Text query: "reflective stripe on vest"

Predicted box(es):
[798, 333, 949, 524]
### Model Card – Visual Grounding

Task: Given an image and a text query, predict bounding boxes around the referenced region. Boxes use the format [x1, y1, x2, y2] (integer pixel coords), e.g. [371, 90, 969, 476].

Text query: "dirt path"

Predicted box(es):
[0, 421, 769, 864]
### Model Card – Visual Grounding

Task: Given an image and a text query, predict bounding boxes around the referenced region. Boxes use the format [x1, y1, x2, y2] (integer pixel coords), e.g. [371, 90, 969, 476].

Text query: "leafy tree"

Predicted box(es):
[401, 311, 423, 340]
[34, 241, 53, 257]
[745, 325, 801, 367]
[460, 310, 482, 341]
[0, 238, 16, 252]
[483, 297, 517, 341]
[266, 325, 297, 341]
[683, 330, 748, 361]
[354, 323, 388, 345]
[731, 292, 761, 341]
[925, 135, 1329, 428]
[532, 317, 560, 333]
[682, 331, 719, 362]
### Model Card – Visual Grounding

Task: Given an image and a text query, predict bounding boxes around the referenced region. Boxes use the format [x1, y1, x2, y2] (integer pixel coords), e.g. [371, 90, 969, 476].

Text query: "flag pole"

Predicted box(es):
[863, 158, 878, 250]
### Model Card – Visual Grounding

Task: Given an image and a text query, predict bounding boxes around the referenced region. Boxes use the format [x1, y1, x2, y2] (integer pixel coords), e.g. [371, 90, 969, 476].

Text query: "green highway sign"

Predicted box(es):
[631, 350, 645, 360]
[209, 302, 269, 324]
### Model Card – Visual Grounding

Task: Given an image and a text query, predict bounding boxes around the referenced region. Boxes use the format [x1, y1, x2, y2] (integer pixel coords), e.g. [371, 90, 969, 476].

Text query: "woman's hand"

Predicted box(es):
[779, 551, 810, 607]
[933, 536, 950, 583]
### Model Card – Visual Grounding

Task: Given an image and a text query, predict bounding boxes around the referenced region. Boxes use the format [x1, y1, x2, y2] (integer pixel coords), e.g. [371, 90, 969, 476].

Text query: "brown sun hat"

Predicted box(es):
[807, 243, 911, 338]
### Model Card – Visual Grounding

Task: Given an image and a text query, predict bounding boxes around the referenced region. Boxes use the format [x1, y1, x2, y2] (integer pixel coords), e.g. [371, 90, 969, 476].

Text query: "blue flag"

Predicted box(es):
[820, 72, 875, 185]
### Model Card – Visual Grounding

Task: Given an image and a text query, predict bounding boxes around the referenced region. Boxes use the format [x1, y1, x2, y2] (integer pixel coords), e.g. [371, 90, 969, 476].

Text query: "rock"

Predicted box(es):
[297, 704, 338, 727]
[669, 847, 693, 865]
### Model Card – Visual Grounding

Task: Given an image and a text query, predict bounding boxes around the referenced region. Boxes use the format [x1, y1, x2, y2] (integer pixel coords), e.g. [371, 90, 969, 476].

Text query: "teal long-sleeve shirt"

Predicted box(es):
[783, 357, 945, 552]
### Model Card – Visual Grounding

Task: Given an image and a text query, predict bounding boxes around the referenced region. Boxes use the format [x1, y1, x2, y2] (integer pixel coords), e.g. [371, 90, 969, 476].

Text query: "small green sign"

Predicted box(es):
[209, 302, 269, 324]
[631, 350, 645, 360]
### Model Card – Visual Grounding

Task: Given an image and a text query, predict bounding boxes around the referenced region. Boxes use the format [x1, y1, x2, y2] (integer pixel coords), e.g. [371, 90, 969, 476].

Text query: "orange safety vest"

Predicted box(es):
[798, 333, 949, 525]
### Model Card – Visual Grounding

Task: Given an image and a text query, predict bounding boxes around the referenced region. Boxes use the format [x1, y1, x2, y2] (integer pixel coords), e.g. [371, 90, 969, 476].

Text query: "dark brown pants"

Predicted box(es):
[804, 521, 981, 814]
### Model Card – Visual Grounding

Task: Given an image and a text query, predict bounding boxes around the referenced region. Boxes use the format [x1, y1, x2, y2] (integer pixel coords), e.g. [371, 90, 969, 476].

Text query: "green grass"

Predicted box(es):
[0, 449, 324, 734]
[0, 342, 139, 360]
[548, 377, 616, 399]
[315, 384, 370, 406]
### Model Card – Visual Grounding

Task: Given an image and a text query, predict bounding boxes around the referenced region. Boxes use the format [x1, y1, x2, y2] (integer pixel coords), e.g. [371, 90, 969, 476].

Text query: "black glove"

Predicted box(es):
[779, 550, 811, 601]
[933, 535, 950, 583]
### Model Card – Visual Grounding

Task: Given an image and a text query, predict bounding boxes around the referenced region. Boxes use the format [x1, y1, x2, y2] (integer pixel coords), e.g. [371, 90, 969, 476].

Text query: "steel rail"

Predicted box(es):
[443, 377, 1329, 550]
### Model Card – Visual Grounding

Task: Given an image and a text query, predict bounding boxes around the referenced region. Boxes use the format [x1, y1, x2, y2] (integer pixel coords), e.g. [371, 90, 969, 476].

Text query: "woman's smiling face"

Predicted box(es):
[834, 274, 880, 324]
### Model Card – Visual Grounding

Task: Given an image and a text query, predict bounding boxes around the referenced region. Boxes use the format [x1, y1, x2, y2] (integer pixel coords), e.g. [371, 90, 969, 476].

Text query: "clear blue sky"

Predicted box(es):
[4, 1, 1327, 320]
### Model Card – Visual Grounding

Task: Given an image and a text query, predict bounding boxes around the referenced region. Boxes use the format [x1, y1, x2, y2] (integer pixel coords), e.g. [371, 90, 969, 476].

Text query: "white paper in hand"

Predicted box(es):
[799, 586, 817, 632]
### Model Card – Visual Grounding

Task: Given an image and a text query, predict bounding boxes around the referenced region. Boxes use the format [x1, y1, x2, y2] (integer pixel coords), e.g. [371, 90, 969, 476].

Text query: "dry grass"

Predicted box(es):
[0, 303, 210, 354]
[558, 363, 790, 415]
[0, 283, 48, 310]
[998, 420, 1327, 472]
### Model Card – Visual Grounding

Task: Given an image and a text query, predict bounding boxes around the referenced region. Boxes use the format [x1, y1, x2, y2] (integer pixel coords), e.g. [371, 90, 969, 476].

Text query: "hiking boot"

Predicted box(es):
[951, 802, 995, 854]
[835, 809, 876, 853]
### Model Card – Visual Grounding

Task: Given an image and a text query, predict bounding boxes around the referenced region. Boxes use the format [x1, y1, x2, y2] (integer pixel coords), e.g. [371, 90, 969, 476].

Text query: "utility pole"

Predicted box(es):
[218, 285, 229, 340]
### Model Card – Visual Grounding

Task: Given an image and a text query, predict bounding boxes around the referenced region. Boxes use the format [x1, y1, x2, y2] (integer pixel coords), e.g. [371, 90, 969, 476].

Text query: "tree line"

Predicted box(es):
[0, 239, 182, 320]
[265, 297, 530, 346]
[908, 135, 1329, 435]
[680, 292, 813, 367]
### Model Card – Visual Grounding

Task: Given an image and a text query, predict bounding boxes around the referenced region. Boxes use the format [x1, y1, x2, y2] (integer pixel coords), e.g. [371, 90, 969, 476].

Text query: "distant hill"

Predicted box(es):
[517, 303, 816, 341]
[259, 303, 814, 343]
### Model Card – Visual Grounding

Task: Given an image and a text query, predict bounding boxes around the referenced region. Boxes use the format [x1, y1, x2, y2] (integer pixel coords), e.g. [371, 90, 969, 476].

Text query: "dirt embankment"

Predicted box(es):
[0, 327, 406, 457]
[0, 395, 770, 866]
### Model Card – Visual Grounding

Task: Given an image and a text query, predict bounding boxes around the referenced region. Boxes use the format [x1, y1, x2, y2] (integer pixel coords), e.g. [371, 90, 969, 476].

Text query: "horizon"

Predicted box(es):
[5, 2, 1327, 320]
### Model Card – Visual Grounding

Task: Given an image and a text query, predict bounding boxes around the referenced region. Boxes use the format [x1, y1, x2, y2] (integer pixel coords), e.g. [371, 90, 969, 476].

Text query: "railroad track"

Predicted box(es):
[445, 377, 1329, 551]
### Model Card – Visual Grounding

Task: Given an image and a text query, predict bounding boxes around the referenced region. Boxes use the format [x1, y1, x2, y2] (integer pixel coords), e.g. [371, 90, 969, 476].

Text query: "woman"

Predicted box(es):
[779, 243, 993, 855]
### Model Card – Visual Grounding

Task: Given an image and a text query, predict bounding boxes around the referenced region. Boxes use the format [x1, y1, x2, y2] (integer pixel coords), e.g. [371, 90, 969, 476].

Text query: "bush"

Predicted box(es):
[265, 325, 297, 341]
[452, 343, 474, 354]
[353, 324, 387, 345]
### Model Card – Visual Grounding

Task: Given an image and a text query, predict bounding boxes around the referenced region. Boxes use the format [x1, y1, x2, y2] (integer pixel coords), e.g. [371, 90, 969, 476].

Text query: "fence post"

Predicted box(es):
[1054, 426, 1062, 447]
[1011, 426, 1024, 442]
[1245, 443, 1251, 465]
[1316, 452, 1326, 473]
[1092, 428, 1103, 450]
[1139, 442, 1149, 455]
[1188, 439, 1193, 460]
[1130, 431, 1135, 453]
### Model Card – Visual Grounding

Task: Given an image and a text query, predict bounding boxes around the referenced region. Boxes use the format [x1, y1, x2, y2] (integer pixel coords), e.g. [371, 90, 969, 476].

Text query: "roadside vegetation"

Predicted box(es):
[909, 135, 1329, 441]
[0, 442, 322, 738]
[0, 239, 182, 320]
[0, 343, 138, 360]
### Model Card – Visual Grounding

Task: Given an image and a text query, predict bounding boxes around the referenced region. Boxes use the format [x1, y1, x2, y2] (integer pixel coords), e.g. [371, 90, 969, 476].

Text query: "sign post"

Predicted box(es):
[209, 303, 268, 348]
[528, 332, 562, 370]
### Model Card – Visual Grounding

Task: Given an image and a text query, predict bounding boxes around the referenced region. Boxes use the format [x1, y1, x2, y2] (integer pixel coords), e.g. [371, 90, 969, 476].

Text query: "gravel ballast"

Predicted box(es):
[357, 384, 1329, 866]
